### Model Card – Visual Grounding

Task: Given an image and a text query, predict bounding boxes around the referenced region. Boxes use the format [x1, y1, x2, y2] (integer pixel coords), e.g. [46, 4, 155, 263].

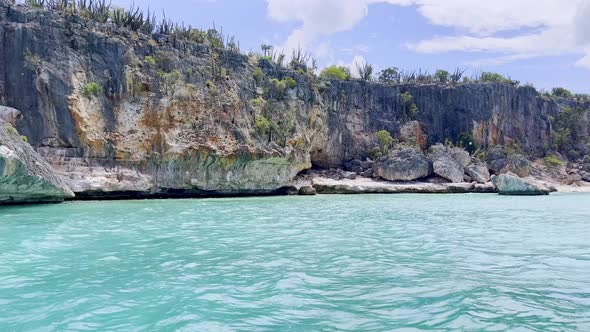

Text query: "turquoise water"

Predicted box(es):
[1, 194, 590, 331]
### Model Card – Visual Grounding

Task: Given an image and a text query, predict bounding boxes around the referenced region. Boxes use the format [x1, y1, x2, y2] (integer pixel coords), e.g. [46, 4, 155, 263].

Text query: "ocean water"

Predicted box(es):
[0, 194, 589, 331]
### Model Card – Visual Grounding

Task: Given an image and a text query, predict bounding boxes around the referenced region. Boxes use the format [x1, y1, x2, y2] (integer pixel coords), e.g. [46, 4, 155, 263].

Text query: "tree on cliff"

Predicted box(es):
[356, 62, 374, 81]
[261, 44, 273, 58]
[434, 70, 450, 84]
[378, 67, 400, 85]
[551, 87, 573, 98]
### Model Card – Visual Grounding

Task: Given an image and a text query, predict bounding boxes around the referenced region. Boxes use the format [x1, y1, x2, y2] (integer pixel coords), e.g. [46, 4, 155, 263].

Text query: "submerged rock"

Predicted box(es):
[0, 121, 74, 204]
[373, 148, 432, 181]
[491, 172, 550, 196]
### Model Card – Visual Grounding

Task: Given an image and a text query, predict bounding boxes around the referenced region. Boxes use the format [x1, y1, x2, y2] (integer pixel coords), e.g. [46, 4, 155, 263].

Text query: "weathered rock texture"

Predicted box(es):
[491, 172, 550, 196]
[0, 120, 74, 204]
[466, 162, 491, 184]
[373, 148, 432, 181]
[1, 1, 589, 197]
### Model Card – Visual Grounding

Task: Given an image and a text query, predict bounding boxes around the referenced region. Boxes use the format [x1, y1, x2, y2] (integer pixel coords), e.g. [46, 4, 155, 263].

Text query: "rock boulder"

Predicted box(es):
[429, 145, 465, 183]
[465, 162, 491, 184]
[0, 121, 74, 204]
[491, 172, 550, 196]
[373, 147, 432, 181]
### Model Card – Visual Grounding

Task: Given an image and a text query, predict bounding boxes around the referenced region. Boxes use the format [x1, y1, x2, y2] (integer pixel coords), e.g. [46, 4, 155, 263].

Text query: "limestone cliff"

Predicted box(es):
[0, 1, 588, 198]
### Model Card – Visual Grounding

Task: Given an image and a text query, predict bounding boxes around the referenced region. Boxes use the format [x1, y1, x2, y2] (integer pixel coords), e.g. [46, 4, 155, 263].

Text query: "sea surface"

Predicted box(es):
[1, 194, 589, 331]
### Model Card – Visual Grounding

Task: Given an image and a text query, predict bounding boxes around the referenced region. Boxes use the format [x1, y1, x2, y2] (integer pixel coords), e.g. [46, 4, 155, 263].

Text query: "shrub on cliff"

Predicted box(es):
[320, 66, 350, 81]
[253, 68, 265, 84]
[83, 82, 103, 98]
[544, 155, 563, 170]
[400, 92, 419, 121]
[434, 69, 450, 83]
[375, 130, 394, 153]
[284, 77, 297, 89]
[551, 87, 573, 98]
[144, 56, 156, 66]
[479, 72, 512, 84]
[255, 115, 271, 136]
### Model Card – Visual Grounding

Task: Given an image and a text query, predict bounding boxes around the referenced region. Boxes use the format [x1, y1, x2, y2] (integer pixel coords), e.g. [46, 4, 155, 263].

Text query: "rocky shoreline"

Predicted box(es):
[1, 0, 590, 204]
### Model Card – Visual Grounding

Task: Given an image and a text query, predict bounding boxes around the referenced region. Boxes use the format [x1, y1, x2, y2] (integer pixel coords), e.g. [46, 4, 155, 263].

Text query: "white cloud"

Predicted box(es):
[266, 0, 590, 70]
[341, 44, 370, 54]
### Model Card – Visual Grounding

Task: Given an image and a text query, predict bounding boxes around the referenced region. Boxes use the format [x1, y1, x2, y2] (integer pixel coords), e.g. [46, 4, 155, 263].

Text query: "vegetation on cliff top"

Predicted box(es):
[20, 0, 589, 102]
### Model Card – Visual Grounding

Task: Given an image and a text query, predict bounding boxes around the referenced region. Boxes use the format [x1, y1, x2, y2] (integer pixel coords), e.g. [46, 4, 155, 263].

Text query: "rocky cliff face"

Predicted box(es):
[314, 81, 589, 167]
[1, 1, 588, 197]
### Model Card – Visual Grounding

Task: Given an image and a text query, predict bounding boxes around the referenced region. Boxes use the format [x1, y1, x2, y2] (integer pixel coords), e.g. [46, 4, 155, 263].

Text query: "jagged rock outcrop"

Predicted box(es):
[0, 121, 74, 204]
[373, 147, 432, 181]
[0, 1, 589, 198]
[491, 172, 551, 196]
[0, 105, 20, 125]
[399, 121, 427, 149]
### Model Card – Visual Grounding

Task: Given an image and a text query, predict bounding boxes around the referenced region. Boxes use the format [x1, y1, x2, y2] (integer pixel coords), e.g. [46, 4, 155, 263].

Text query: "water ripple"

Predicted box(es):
[0, 194, 589, 331]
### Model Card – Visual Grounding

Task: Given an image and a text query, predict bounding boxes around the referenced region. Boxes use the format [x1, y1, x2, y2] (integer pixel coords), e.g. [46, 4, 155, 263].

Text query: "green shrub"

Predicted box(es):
[6, 125, 16, 135]
[551, 87, 573, 98]
[144, 56, 156, 66]
[268, 78, 287, 98]
[253, 67, 264, 84]
[375, 130, 394, 152]
[255, 115, 270, 136]
[319, 66, 350, 81]
[544, 155, 563, 169]
[157, 70, 182, 94]
[206, 80, 217, 94]
[434, 69, 450, 83]
[83, 82, 103, 97]
[369, 147, 383, 160]
[480, 72, 512, 84]
[408, 103, 419, 120]
[401, 92, 414, 105]
[284, 77, 297, 89]
[250, 97, 264, 106]
[20, 135, 28, 143]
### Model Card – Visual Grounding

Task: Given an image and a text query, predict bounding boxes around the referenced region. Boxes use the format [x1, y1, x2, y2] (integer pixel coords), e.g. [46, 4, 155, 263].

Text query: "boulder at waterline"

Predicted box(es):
[373, 148, 432, 181]
[465, 162, 491, 184]
[491, 172, 550, 196]
[299, 186, 317, 196]
[429, 145, 465, 183]
[0, 121, 74, 204]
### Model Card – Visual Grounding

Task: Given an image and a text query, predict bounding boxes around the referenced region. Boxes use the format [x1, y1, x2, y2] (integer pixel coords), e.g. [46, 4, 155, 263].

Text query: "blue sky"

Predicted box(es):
[111, 0, 590, 93]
